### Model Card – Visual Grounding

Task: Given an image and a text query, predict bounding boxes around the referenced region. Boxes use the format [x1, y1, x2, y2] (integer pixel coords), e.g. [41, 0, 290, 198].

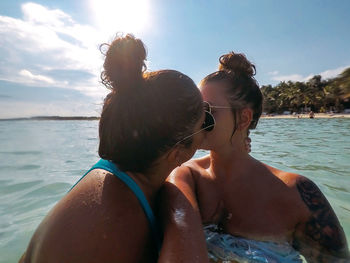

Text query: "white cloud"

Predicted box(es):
[0, 2, 107, 98]
[19, 69, 55, 84]
[318, 66, 349, 79]
[0, 100, 102, 119]
[22, 2, 73, 27]
[271, 65, 350, 82]
[272, 74, 307, 82]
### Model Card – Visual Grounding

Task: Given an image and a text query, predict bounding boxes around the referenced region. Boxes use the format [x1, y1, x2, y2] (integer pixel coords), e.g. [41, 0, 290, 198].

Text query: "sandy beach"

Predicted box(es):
[261, 113, 350, 119]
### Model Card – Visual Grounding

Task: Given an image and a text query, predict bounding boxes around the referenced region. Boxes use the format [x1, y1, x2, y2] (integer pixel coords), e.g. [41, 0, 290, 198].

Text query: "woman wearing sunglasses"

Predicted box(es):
[19, 34, 215, 263]
[162, 52, 349, 262]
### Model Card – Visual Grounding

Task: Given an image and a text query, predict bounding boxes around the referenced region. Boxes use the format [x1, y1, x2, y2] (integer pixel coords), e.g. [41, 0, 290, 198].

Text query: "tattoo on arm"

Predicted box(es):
[294, 176, 349, 261]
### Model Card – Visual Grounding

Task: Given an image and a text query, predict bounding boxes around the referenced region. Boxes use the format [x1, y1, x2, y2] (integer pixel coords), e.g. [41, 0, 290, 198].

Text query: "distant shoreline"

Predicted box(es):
[261, 113, 350, 119]
[0, 116, 100, 121]
[1, 113, 350, 121]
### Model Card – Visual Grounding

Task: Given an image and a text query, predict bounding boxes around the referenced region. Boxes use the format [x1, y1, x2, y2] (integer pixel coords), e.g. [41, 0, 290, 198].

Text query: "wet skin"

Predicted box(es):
[20, 112, 207, 263]
[164, 81, 349, 263]
[20, 169, 158, 263]
[181, 156, 349, 262]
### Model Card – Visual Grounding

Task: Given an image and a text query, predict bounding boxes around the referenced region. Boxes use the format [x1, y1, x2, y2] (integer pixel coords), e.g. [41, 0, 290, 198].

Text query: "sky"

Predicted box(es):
[0, 0, 350, 118]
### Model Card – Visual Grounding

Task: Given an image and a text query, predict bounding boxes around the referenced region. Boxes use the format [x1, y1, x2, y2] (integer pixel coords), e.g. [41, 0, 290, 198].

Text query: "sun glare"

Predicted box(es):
[89, 0, 151, 36]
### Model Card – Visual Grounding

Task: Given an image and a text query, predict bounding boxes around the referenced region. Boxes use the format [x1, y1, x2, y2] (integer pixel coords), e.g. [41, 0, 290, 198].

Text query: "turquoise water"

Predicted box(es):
[0, 119, 349, 262]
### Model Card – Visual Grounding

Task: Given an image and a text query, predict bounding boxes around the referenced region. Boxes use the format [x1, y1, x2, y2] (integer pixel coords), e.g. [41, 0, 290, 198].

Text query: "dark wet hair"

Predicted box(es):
[201, 52, 262, 134]
[98, 34, 202, 173]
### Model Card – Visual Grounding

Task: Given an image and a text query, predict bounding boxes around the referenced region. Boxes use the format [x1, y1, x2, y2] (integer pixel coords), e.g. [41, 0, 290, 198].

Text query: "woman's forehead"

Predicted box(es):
[200, 82, 228, 103]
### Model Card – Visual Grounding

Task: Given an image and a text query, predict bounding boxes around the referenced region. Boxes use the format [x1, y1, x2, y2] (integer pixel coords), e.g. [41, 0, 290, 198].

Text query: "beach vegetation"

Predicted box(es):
[261, 67, 350, 113]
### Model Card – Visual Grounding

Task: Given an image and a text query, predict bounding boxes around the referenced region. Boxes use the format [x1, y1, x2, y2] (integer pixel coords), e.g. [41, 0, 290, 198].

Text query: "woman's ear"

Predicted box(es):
[238, 108, 253, 131]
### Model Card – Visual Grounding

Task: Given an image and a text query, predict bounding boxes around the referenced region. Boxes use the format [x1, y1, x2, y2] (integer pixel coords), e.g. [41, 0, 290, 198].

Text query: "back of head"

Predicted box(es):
[99, 34, 202, 173]
[101, 34, 146, 92]
[202, 52, 262, 130]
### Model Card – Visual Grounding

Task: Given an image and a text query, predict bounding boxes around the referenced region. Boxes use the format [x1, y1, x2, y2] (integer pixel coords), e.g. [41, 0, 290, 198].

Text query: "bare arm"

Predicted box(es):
[18, 253, 26, 263]
[158, 166, 209, 263]
[293, 176, 349, 262]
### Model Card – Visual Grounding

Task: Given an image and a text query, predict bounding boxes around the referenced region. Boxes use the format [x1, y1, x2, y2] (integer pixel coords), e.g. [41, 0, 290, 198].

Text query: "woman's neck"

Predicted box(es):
[127, 165, 171, 202]
[208, 129, 257, 178]
[209, 146, 254, 181]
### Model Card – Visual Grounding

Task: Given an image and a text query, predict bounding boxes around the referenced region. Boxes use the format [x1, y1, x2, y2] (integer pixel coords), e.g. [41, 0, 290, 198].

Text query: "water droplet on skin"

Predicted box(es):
[173, 208, 187, 227]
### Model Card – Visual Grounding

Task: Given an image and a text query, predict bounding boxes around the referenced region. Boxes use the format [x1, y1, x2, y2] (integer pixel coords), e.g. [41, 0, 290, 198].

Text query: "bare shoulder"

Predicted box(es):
[294, 175, 340, 226]
[163, 156, 213, 212]
[23, 169, 154, 262]
[168, 155, 210, 185]
[293, 175, 350, 261]
[184, 154, 211, 170]
[166, 165, 194, 192]
[261, 165, 349, 260]
[262, 163, 301, 187]
[259, 164, 311, 222]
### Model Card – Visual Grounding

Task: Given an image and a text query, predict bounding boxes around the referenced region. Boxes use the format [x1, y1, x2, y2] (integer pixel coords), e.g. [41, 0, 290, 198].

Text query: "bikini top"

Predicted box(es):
[204, 224, 305, 263]
[70, 159, 162, 255]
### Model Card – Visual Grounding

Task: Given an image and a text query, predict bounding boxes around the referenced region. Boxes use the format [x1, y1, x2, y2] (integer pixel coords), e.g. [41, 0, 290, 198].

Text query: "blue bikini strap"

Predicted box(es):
[70, 159, 161, 254]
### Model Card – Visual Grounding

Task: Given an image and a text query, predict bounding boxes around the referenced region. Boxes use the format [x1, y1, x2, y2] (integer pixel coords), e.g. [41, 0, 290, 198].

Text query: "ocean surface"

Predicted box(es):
[0, 119, 349, 262]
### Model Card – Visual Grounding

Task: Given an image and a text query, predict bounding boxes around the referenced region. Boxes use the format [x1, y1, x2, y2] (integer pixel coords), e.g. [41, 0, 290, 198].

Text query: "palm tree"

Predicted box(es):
[261, 85, 277, 113]
[305, 75, 326, 112]
[260, 68, 350, 113]
[335, 68, 350, 99]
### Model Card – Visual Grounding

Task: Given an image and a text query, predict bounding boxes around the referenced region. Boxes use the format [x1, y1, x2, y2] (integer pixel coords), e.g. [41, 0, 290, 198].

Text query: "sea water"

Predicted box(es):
[0, 119, 349, 262]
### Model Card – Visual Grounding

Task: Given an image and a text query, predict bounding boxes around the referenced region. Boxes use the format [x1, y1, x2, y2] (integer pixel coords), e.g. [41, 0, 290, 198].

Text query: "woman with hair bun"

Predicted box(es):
[19, 34, 215, 263]
[164, 52, 349, 262]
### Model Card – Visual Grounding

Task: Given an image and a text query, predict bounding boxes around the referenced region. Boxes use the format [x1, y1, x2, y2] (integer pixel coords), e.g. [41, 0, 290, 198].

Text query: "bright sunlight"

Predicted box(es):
[89, 0, 151, 36]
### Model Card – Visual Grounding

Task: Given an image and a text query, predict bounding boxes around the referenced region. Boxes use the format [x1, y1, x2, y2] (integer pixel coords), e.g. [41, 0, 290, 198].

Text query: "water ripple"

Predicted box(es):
[0, 151, 42, 155]
[0, 119, 349, 261]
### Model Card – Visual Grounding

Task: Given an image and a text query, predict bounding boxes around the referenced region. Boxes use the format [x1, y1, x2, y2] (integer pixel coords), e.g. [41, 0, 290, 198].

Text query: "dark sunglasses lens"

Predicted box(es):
[202, 111, 215, 131]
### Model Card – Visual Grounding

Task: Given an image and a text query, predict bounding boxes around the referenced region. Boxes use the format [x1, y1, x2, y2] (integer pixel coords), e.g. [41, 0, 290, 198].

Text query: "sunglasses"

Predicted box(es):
[203, 101, 232, 111]
[204, 101, 258, 129]
[174, 102, 216, 146]
[202, 102, 216, 131]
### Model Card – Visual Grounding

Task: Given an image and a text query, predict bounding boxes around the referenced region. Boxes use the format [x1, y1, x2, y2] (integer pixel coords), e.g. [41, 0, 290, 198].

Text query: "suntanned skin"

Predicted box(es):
[186, 156, 306, 241]
[20, 169, 158, 263]
[174, 155, 349, 262]
[158, 178, 209, 263]
[19, 112, 207, 263]
[293, 176, 350, 262]
[163, 81, 349, 263]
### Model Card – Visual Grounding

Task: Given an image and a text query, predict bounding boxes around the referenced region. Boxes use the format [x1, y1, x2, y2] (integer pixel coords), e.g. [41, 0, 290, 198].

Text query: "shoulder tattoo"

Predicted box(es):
[295, 176, 349, 258]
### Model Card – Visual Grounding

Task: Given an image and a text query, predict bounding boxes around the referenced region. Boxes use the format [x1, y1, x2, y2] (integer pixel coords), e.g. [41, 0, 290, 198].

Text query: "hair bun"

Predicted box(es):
[101, 34, 147, 92]
[219, 52, 256, 77]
